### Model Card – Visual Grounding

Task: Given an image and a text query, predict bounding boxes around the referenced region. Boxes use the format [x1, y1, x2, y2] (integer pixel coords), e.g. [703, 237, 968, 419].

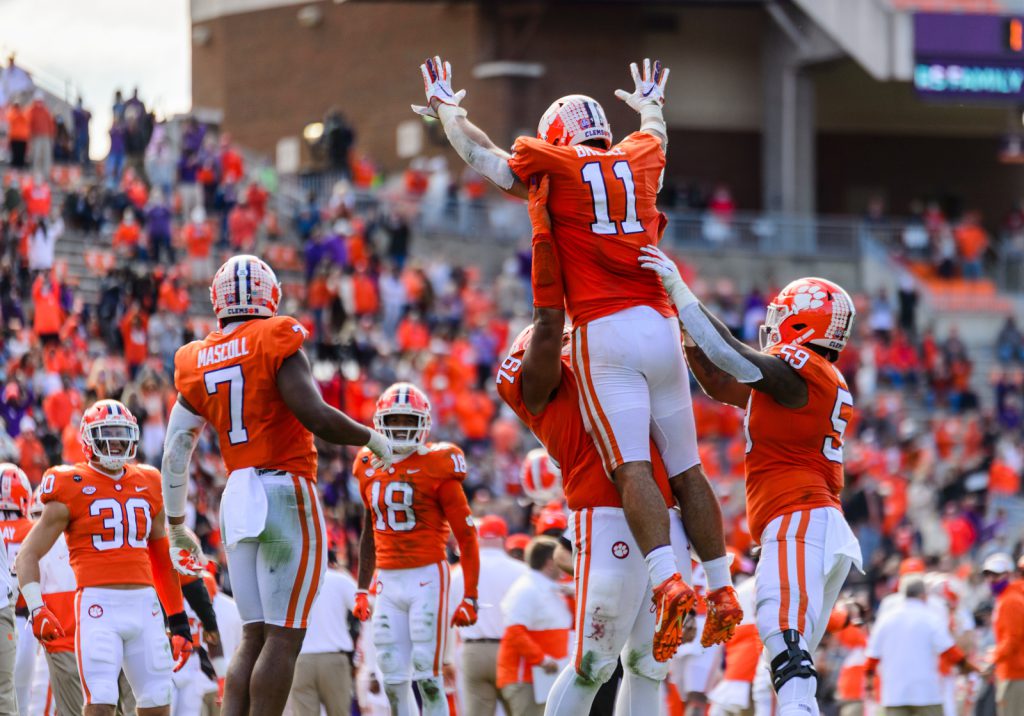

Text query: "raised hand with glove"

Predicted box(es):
[412, 56, 467, 119]
[614, 58, 670, 143]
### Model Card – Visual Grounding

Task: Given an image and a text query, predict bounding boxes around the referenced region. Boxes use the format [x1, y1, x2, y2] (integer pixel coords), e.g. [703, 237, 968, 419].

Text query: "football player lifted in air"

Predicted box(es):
[639, 246, 863, 716]
[16, 400, 195, 716]
[352, 382, 480, 716]
[160, 255, 394, 716]
[495, 176, 696, 715]
[413, 56, 740, 658]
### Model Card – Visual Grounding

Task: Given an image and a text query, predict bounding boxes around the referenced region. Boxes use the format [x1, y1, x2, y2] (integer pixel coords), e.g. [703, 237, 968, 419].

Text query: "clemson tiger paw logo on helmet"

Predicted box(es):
[792, 285, 828, 312]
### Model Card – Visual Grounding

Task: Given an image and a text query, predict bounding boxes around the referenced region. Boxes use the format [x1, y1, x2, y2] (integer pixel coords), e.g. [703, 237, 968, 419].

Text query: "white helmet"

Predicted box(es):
[519, 448, 562, 505]
[80, 399, 140, 472]
[29, 485, 44, 520]
[0, 463, 31, 516]
[373, 383, 432, 454]
[210, 255, 282, 322]
[537, 95, 612, 150]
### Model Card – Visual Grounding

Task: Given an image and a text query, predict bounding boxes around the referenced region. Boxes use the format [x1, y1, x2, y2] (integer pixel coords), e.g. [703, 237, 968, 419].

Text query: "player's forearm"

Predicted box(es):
[522, 306, 564, 414]
[162, 400, 205, 520]
[684, 342, 750, 409]
[15, 552, 41, 591]
[357, 523, 376, 590]
[674, 304, 763, 385]
[309, 404, 374, 447]
[438, 109, 518, 193]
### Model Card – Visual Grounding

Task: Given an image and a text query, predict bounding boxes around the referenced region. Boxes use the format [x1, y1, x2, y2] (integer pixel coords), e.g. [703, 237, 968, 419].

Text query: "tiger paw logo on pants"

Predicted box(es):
[88, 604, 103, 618]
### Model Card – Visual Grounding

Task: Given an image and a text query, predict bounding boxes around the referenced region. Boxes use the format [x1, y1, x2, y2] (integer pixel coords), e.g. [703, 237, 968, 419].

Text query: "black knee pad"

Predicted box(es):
[769, 629, 817, 693]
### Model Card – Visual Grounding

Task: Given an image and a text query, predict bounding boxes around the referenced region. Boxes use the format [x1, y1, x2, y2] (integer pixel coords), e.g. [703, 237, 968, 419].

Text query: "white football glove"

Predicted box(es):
[168, 523, 205, 577]
[412, 56, 467, 119]
[614, 58, 670, 113]
[638, 245, 697, 310]
[365, 428, 395, 471]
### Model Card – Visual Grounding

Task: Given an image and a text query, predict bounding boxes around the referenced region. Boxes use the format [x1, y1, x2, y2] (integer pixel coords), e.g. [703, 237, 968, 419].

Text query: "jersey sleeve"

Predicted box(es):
[352, 448, 374, 507]
[39, 467, 72, 506]
[618, 131, 665, 164]
[508, 136, 567, 184]
[431, 443, 468, 482]
[137, 465, 165, 515]
[173, 342, 203, 405]
[263, 316, 309, 373]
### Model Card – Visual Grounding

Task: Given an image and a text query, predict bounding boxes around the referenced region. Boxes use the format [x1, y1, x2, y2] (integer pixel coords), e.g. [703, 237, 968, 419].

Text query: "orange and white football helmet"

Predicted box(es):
[80, 400, 140, 472]
[519, 448, 562, 505]
[509, 323, 572, 360]
[538, 95, 612, 150]
[374, 383, 432, 454]
[0, 463, 31, 516]
[760, 277, 855, 354]
[210, 255, 282, 322]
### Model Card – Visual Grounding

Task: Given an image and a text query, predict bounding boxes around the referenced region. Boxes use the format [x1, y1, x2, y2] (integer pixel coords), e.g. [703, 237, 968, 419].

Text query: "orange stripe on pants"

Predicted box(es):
[74, 591, 91, 704]
[297, 479, 325, 628]
[573, 510, 593, 673]
[776, 513, 794, 632]
[433, 562, 449, 676]
[572, 332, 615, 472]
[577, 326, 625, 469]
[793, 511, 810, 635]
[285, 476, 312, 627]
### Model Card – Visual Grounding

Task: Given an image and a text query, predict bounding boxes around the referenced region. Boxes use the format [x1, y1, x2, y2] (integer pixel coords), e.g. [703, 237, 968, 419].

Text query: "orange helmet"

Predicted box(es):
[0, 463, 31, 516]
[759, 277, 855, 354]
[538, 95, 612, 150]
[509, 323, 571, 361]
[519, 448, 562, 506]
[210, 255, 281, 322]
[535, 507, 568, 536]
[373, 383, 431, 453]
[80, 400, 139, 471]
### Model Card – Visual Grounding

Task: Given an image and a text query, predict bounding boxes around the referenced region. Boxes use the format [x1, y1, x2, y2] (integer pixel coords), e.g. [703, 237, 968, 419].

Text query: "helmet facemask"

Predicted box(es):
[374, 410, 431, 455]
[84, 422, 139, 471]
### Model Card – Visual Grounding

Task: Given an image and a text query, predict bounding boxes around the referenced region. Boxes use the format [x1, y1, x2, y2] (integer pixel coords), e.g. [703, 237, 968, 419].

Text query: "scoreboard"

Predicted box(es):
[914, 12, 1024, 100]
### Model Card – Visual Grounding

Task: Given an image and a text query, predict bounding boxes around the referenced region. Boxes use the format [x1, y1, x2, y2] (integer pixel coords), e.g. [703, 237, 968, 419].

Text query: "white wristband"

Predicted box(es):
[21, 582, 44, 613]
[639, 104, 667, 137]
[437, 103, 468, 123]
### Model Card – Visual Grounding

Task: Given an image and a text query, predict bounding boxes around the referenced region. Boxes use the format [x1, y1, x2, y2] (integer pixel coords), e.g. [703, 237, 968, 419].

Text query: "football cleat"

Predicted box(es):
[651, 573, 696, 662]
[701, 586, 744, 647]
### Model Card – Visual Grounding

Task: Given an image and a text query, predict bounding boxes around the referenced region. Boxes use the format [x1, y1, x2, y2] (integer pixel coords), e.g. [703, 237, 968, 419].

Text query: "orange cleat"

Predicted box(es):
[701, 585, 744, 647]
[651, 573, 696, 662]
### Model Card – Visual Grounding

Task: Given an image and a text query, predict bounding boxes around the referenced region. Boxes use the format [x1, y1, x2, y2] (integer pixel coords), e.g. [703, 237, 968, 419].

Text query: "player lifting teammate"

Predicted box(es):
[353, 382, 480, 716]
[414, 56, 740, 657]
[160, 255, 394, 716]
[16, 400, 195, 716]
[639, 246, 863, 716]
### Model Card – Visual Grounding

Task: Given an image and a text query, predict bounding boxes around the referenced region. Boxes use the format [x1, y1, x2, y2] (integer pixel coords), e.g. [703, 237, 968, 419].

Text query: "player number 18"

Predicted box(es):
[370, 481, 416, 532]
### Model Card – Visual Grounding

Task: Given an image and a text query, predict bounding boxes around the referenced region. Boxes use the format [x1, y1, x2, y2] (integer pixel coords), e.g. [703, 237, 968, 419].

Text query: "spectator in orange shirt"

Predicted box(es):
[28, 92, 55, 179]
[61, 415, 87, 463]
[31, 271, 64, 344]
[454, 388, 495, 451]
[984, 553, 1024, 716]
[42, 377, 82, 432]
[6, 99, 29, 168]
[350, 264, 378, 317]
[954, 212, 988, 280]
[228, 198, 257, 251]
[220, 134, 244, 184]
[183, 206, 215, 284]
[113, 210, 142, 259]
[22, 175, 51, 218]
[14, 416, 48, 483]
[396, 312, 430, 354]
[157, 274, 190, 314]
[120, 307, 149, 379]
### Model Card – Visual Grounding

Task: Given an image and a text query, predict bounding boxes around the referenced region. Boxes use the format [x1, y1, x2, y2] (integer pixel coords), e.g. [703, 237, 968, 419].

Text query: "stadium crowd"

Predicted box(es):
[1, 72, 1024, 715]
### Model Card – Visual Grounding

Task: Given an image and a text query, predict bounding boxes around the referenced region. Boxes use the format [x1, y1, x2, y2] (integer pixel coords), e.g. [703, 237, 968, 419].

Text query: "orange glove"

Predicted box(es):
[31, 606, 65, 642]
[354, 590, 372, 622]
[167, 611, 195, 672]
[217, 678, 225, 706]
[451, 597, 478, 627]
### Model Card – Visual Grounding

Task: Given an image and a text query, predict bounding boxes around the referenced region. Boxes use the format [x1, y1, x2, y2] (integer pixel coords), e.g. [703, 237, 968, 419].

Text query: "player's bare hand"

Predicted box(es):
[168, 523, 205, 577]
[204, 630, 220, 648]
[354, 589, 372, 622]
[413, 56, 467, 118]
[528, 175, 552, 235]
[30, 606, 65, 642]
[540, 656, 559, 674]
[365, 428, 394, 471]
[681, 611, 697, 645]
[614, 58, 669, 113]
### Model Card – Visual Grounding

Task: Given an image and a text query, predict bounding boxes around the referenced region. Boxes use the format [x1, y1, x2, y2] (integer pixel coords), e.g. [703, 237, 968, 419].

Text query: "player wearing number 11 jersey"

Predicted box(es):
[354, 382, 480, 716]
[162, 255, 393, 716]
[639, 246, 864, 716]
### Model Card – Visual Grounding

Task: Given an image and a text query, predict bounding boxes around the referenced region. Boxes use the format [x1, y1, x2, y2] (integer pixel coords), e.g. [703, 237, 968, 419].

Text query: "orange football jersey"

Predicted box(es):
[174, 315, 318, 480]
[496, 351, 674, 511]
[508, 132, 674, 328]
[354, 442, 472, 570]
[744, 344, 854, 540]
[39, 462, 165, 589]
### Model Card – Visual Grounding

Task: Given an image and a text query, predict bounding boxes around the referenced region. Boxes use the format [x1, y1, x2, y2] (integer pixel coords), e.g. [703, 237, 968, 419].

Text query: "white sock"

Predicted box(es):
[544, 662, 601, 715]
[614, 672, 661, 715]
[702, 555, 733, 591]
[384, 681, 418, 716]
[644, 545, 677, 586]
[777, 675, 818, 716]
[416, 677, 449, 716]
